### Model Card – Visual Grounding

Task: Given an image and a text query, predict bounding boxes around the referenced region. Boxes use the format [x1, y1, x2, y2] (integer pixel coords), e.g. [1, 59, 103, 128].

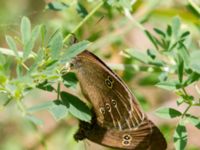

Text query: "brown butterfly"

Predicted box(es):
[68, 50, 167, 150]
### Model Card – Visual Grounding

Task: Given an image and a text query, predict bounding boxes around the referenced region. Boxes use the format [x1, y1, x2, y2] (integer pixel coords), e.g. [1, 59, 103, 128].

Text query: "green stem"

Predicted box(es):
[182, 87, 188, 96]
[182, 104, 192, 118]
[57, 82, 60, 100]
[21, 62, 30, 71]
[17, 100, 27, 116]
[63, 1, 104, 43]
[188, 0, 200, 15]
[124, 9, 145, 31]
[193, 103, 200, 106]
[3, 97, 12, 106]
[180, 87, 193, 118]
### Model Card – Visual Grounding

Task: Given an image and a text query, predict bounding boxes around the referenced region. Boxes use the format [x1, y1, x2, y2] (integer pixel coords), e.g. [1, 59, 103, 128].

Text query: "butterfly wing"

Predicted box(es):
[72, 50, 144, 130]
[71, 50, 167, 149]
[75, 116, 167, 150]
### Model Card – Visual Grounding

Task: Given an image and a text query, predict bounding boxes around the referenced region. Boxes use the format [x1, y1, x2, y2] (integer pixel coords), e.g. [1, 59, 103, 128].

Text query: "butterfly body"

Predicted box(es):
[69, 50, 167, 150]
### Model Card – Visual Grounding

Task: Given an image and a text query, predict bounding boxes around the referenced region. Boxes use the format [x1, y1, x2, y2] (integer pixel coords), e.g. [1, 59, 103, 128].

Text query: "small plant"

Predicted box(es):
[0, 0, 200, 150]
[0, 16, 92, 124]
[124, 17, 200, 150]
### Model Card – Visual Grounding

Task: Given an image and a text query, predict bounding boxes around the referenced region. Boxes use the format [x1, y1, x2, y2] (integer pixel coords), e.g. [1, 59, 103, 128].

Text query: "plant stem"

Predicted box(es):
[63, 1, 104, 43]
[182, 87, 188, 96]
[182, 104, 192, 118]
[17, 100, 27, 116]
[3, 97, 12, 106]
[57, 82, 60, 100]
[124, 9, 145, 31]
[0, 48, 36, 58]
[22, 62, 30, 71]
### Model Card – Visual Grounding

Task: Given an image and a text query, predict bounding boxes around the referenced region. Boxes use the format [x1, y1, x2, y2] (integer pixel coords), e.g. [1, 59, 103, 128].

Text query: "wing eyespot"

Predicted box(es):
[111, 99, 117, 106]
[122, 140, 130, 146]
[105, 103, 111, 112]
[99, 107, 105, 114]
[105, 76, 114, 88]
[122, 134, 132, 146]
[123, 134, 132, 141]
[108, 76, 113, 82]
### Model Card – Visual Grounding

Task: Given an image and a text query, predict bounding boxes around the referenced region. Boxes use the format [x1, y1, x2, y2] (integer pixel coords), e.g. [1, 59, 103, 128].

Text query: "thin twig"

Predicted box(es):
[182, 104, 192, 118]
[63, 1, 104, 43]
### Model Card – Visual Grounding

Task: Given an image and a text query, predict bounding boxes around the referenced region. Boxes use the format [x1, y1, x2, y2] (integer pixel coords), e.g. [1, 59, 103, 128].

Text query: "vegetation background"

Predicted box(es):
[0, 0, 200, 150]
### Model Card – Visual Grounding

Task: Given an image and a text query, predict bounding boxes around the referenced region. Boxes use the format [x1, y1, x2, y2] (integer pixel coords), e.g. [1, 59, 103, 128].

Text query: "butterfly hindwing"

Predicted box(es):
[75, 116, 167, 150]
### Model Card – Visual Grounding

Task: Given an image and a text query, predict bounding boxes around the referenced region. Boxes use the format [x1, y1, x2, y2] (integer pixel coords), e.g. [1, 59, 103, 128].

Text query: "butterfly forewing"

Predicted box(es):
[73, 50, 144, 130]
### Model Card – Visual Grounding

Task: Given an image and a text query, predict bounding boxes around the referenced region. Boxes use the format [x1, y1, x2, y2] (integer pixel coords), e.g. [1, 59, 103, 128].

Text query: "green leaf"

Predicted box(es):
[144, 30, 159, 49]
[49, 31, 63, 59]
[21, 16, 31, 44]
[32, 25, 40, 41]
[184, 72, 200, 86]
[166, 25, 172, 37]
[156, 80, 179, 91]
[186, 114, 200, 129]
[62, 72, 78, 88]
[180, 31, 190, 39]
[76, 2, 88, 18]
[189, 51, 200, 74]
[147, 49, 156, 59]
[40, 25, 47, 45]
[178, 46, 190, 69]
[48, 100, 68, 121]
[27, 101, 54, 113]
[25, 115, 44, 125]
[27, 100, 68, 121]
[176, 97, 184, 106]
[36, 80, 55, 92]
[61, 91, 91, 122]
[190, 63, 200, 74]
[23, 40, 34, 60]
[174, 122, 187, 150]
[23, 25, 40, 60]
[61, 40, 90, 63]
[177, 54, 184, 83]
[5, 35, 19, 58]
[47, 2, 68, 11]
[154, 28, 166, 38]
[124, 49, 149, 64]
[29, 48, 44, 73]
[172, 16, 181, 37]
[155, 107, 182, 119]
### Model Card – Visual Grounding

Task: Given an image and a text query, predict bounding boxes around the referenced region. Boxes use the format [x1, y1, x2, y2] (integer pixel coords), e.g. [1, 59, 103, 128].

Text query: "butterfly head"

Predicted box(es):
[66, 56, 83, 72]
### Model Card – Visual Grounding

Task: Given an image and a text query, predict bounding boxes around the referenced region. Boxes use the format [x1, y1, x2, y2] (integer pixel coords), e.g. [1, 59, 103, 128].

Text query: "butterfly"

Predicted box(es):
[69, 50, 167, 150]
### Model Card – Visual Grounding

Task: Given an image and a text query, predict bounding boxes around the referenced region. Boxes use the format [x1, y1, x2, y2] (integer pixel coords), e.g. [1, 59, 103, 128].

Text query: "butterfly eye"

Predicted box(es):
[69, 62, 75, 68]
[105, 103, 111, 112]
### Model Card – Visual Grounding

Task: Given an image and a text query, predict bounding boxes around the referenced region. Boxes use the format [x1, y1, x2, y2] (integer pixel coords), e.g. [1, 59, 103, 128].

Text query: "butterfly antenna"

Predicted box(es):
[95, 15, 104, 25]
